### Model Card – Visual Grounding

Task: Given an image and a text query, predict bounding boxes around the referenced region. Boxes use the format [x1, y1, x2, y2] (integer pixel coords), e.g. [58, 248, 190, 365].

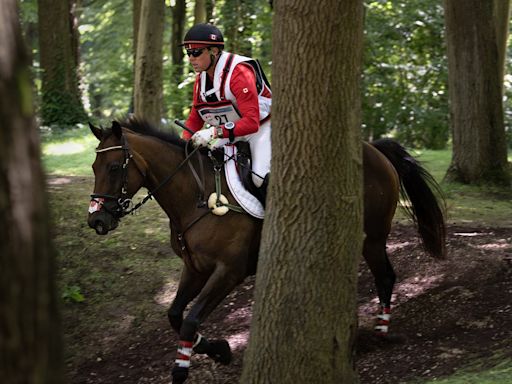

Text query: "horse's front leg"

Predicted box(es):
[172, 264, 241, 384]
[167, 267, 207, 334]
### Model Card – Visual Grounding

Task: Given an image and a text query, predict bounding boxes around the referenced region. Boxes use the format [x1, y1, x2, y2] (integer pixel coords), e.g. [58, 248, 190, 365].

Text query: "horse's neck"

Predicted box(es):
[132, 137, 209, 225]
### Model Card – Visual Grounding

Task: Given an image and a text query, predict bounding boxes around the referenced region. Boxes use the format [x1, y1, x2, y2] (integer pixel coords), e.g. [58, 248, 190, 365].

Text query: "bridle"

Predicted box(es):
[90, 135, 138, 218]
[90, 135, 201, 219]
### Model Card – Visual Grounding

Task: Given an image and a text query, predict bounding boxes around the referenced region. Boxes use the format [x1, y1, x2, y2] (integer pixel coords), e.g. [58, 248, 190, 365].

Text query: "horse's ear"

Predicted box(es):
[89, 122, 103, 141]
[111, 121, 123, 139]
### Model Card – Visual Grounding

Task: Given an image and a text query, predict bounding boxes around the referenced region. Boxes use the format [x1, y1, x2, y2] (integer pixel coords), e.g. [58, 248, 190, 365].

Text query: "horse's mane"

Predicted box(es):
[113, 116, 187, 148]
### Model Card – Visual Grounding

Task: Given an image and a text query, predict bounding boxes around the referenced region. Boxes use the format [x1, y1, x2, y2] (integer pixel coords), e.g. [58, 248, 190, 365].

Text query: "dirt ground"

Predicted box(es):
[67, 224, 512, 384]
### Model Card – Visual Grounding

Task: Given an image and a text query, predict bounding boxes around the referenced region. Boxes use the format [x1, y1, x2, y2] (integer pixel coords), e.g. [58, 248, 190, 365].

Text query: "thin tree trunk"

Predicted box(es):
[194, 0, 207, 24]
[241, 0, 364, 382]
[0, 1, 62, 383]
[494, 0, 511, 95]
[134, 0, 165, 124]
[171, 0, 186, 71]
[444, 0, 510, 185]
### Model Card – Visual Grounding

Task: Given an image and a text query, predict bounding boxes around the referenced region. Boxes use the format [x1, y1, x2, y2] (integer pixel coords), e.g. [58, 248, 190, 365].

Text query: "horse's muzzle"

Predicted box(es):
[88, 211, 119, 235]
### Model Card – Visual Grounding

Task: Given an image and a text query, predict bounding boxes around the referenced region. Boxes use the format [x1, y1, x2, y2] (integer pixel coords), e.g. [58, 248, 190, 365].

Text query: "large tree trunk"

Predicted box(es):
[444, 0, 511, 185]
[38, 0, 86, 126]
[0, 1, 62, 383]
[240, 0, 364, 383]
[134, 0, 165, 124]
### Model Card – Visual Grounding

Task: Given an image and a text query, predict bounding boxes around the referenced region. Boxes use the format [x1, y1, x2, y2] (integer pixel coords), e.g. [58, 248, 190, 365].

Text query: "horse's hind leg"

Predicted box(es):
[363, 237, 396, 335]
[172, 264, 242, 383]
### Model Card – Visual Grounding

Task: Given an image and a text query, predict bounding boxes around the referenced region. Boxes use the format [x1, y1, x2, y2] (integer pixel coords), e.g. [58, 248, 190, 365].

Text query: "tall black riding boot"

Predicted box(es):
[257, 173, 270, 208]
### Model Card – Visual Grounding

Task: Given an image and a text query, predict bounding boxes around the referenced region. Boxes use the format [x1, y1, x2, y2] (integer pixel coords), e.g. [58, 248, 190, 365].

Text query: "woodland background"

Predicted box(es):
[2, 1, 512, 383]
[20, 0, 512, 149]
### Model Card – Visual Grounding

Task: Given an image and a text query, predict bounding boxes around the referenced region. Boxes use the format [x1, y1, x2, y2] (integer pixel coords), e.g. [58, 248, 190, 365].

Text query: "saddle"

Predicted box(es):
[206, 142, 264, 218]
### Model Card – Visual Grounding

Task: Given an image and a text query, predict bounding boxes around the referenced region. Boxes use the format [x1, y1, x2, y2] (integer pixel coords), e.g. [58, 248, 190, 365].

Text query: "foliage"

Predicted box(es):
[22, 0, 512, 148]
[61, 285, 85, 303]
[79, 0, 135, 118]
[363, 0, 449, 149]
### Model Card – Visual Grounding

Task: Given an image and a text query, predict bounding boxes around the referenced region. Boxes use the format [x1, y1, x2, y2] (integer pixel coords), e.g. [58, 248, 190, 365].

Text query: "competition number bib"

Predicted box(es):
[196, 102, 241, 127]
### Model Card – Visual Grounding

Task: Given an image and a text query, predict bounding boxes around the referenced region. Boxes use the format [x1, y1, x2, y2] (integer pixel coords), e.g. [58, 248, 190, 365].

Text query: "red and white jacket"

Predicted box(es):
[183, 52, 272, 140]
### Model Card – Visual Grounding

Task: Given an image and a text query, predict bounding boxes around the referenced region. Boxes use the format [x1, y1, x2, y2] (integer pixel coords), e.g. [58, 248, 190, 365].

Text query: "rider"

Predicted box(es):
[180, 23, 272, 206]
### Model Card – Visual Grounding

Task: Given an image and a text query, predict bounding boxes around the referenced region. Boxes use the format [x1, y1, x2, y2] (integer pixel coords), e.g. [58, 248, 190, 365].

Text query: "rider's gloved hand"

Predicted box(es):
[191, 127, 216, 148]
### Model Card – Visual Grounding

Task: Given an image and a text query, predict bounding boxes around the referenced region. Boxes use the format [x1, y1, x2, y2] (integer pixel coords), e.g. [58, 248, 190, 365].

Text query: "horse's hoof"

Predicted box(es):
[207, 339, 232, 365]
[172, 366, 189, 383]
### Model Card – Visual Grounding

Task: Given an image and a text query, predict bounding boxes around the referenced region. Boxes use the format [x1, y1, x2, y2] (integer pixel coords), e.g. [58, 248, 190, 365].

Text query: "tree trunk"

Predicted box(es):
[171, 0, 186, 72]
[221, 0, 255, 56]
[0, 1, 62, 383]
[444, 0, 511, 185]
[206, 0, 215, 22]
[494, 0, 511, 95]
[240, 0, 364, 383]
[134, 0, 165, 124]
[38, 0, 86, 126]
[194, 0, 207, 24]
[133, 0, 142, 68]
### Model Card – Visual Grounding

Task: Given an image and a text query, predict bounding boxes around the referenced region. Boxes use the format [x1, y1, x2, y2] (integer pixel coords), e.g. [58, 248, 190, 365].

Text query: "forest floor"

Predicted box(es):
[56, 178, 512, 384]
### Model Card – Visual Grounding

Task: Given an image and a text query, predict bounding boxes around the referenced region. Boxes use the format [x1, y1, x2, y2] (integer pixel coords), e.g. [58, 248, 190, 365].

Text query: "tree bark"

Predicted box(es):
[240, 0, 364, 383]
[0, 1, 62, 383]
[194, 0, 207, 24]
[171, 0, 186, 71]
[133, 0, 142, 68]
[38, 0, 86, 126]
[494, 0, 511, 95]
[134, 0, 165, 124]
[444, 0, 511, 185]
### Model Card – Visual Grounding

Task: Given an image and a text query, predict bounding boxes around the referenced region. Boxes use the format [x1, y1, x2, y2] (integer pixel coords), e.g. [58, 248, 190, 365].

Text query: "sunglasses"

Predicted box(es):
[186, 48, 206, 57]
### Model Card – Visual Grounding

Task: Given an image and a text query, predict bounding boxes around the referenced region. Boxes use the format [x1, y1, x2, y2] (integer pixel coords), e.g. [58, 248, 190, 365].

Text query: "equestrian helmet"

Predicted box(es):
[181, 23, 224, 48]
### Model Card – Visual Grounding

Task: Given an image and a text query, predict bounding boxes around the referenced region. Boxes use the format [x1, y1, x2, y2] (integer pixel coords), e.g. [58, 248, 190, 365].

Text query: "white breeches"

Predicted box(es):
[239, 120, 271, 187]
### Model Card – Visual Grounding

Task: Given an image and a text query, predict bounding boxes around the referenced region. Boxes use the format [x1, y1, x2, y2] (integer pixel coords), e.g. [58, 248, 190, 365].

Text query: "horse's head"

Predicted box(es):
[87, 121, 146, 235]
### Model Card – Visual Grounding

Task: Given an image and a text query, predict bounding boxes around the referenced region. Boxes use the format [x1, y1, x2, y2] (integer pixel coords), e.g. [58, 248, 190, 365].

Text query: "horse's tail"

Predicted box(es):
[372, 138, 447, 259]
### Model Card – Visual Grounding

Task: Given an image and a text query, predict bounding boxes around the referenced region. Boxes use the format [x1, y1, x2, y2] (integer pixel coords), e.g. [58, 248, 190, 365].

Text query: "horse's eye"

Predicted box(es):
[108, 163, 121, 173]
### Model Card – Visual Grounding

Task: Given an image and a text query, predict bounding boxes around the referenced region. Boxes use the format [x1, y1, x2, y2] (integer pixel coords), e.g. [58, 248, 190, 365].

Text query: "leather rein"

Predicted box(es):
[90, 135, 202, 219]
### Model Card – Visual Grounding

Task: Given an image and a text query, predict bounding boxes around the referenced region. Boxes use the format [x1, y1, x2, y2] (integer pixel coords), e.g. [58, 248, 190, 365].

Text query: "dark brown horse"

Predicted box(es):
[87, 119, 445, 383]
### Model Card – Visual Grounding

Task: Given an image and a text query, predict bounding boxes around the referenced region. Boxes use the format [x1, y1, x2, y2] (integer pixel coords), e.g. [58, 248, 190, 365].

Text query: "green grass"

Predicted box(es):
[415, 355, 512, 384]
[414, 149, 512, 227]
[41, 125, 97, 176]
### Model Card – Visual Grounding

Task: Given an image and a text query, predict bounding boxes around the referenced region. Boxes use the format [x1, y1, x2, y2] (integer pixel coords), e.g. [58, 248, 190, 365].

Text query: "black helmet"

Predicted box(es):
[181, 23, 224, 47]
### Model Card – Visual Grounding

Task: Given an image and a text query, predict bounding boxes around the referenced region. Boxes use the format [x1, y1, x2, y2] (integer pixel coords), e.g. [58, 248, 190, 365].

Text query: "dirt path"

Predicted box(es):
[67, 224, 512, 384]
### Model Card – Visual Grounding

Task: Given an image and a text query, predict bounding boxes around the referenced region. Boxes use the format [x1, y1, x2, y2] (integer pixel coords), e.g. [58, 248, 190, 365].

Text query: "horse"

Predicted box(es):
[87, 118, 446, 383]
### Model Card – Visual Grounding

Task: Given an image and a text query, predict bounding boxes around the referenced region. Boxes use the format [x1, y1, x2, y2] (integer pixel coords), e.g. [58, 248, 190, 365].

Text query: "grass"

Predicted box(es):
[417, 354, 512, 384]
[413, 149, 512, 228]
[41, 125, 97, 176]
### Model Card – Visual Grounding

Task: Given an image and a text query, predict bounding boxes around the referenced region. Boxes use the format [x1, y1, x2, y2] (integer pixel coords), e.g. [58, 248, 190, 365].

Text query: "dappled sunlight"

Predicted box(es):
[395, 274, 445, 301]
[226, 329, 250, 351]
[154, 281, 178, 306]
[358, 273, 445, 320]
[47, 177, 73, 185]
[44, 141, 91, 156]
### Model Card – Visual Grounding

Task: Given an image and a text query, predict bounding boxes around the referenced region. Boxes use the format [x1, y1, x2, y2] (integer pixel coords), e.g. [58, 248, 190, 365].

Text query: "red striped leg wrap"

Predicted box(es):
[374, 306, 391, 335]
[175, 340, 193, 368]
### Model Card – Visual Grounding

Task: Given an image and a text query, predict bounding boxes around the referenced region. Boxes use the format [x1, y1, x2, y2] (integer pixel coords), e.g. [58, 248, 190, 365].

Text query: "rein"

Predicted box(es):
[126, 145, 202, 215]
[91, 137, 201, 218]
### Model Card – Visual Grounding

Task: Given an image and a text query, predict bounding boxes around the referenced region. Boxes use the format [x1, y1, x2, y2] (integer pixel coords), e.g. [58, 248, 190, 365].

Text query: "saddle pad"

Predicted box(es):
[224, 145, 264, 219]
